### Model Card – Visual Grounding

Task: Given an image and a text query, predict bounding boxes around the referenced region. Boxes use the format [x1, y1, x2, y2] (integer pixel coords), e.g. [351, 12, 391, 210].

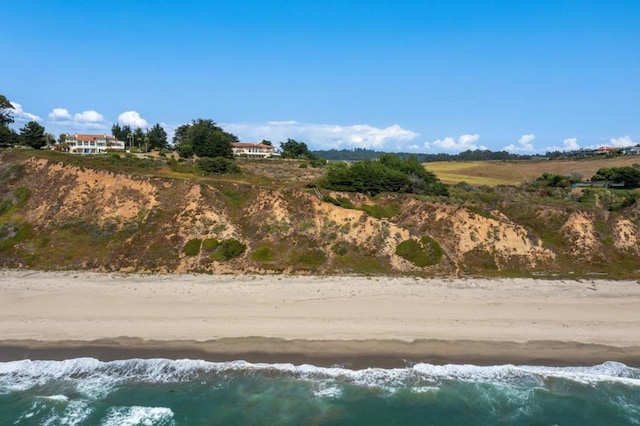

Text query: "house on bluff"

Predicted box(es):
[231, 142, 279, 159]
[65, 134, 126, 154]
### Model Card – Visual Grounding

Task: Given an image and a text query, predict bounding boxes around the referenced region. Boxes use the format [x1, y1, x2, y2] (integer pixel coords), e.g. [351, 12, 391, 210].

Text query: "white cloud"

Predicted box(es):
[544, 137, 581, 152]
[504, 133, 536, 153]
[9, 102, 41, 122]
[118, 111, 148, 129]
[424, 134, 484, 153]
[563, 137, 580, 150]
[73, 110, 106, 129]
[610, 135, 637, 147]
[75, 110, 104, 124]
[46, 107, 107, 131]
[48, 108, 72, 121]
[222, 121, 420, 150]
[519, 134, 536, 145]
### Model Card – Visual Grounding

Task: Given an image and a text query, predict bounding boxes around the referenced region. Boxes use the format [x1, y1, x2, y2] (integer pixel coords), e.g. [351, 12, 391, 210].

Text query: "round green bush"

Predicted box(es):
[183, 238, 202, 256]
[219, 239, 247, 260]
[395, 236, 443, 267]
[202, 238, 220, 252]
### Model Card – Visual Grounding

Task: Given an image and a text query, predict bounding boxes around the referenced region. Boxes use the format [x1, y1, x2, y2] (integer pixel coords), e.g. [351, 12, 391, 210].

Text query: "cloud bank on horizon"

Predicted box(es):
[6, 99, 640, 154]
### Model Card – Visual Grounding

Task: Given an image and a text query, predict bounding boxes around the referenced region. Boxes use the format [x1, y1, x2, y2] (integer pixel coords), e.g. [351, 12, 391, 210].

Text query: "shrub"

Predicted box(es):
[310, 158, 327, 168]
[0, 222, 31, 250]
[0, 199, 13, 215]
[323, 196, 355, 209]
[360, 204, 399, 219]
[292, 249, 327, 268]
[196, 157, 241, 175]
[395, 236, 443, 267]
[251, 245, 274, 261]
[219, 238, 246, 260]
[592, 165, 640, 187]
[331, 241, 348, 256]
[533, 172, 577, 188]
[13, 187, 30, 205]
[183, 238, 202, 256]
[202, 238, 220, 252]
[177, 144, 194, 158]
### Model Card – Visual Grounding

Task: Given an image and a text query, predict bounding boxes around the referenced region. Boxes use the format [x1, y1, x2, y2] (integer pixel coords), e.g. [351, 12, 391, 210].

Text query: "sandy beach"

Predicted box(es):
[1, 270, 639, 367]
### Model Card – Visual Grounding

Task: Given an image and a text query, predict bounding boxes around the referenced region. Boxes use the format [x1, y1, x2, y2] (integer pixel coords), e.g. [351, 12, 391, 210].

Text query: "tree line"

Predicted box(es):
[313, 148, 550, 162]
[0, 95, 54, 149]
[534, 164, 640, 188]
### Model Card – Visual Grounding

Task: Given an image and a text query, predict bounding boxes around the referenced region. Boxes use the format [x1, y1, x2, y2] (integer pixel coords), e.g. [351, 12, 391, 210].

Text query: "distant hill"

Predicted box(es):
[312, 148, 547, 162]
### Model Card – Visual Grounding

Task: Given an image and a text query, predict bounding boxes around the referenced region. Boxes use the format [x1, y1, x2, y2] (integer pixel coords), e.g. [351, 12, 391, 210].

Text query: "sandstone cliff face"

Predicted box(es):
[1, 156, 639, 276]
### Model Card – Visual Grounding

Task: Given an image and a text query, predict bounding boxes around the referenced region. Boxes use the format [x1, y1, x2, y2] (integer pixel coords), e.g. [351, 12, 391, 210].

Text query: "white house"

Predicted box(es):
[231, 142, 279, 158]
[65, 134, 126, 154]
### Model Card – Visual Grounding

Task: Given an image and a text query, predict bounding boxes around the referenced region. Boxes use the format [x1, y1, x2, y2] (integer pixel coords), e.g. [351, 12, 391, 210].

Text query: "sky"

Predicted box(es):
[3, 0, 640, 154]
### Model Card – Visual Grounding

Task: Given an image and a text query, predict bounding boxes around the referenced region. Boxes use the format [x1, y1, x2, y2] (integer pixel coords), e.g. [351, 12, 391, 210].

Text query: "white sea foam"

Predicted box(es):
[55, 400, 92, 426]
[1, 358, 639, 397]
[313, 382, 342, 398]
[40, 394, 69, 402]
[102, 406, 175, 426]
[411, 386, 440, 393]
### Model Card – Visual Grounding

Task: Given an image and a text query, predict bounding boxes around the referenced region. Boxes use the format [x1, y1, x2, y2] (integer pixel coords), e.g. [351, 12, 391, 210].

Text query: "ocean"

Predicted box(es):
[1, 358, 638, 425]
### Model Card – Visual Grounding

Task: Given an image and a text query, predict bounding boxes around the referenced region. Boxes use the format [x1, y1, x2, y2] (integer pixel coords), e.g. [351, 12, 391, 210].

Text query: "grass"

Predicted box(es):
[330, 251, 391, 274]
[427, 157, 640, 186]
[290, 248, 327, 270]
[220, 187, 253, 209]
[251, 244, 274, 262]
[0, 222, 31, 251]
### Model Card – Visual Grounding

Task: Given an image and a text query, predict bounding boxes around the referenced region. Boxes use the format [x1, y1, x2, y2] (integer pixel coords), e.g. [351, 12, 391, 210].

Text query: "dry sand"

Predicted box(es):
[1, 270, 639, 367]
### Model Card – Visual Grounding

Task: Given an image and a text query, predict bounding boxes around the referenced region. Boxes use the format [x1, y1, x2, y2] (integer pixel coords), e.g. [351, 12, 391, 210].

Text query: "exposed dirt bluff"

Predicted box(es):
[1, 155, 639, 277]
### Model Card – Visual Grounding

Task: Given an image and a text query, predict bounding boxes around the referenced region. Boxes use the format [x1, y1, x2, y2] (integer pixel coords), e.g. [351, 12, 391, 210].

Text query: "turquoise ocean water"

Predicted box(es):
[1, 358, 639, 425]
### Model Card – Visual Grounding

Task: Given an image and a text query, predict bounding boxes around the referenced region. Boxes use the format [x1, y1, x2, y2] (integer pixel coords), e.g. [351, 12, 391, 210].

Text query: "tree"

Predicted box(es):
[319, 154, 448, 196]
[593, 166, 640, 188]
[196, 157, 241, 175]
[44, 133, 56, 148]
[111, 123, 132, 142]
[0, 95, 14, 126]
[174, 119, 237, 158]
[0, 94, 16, 147]
[19, 121, 47, 149]
[134, 127, 145, 150]
[280, 138, 315, 159]
[260, 139, 272, 146]
[0, 125, 18, 147]
[146, 123, 168, 150]
[534, 172, 577, 188]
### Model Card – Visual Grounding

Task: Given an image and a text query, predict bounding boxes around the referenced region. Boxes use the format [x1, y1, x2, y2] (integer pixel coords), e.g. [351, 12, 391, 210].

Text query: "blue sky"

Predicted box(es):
[3, 0, 639, 153]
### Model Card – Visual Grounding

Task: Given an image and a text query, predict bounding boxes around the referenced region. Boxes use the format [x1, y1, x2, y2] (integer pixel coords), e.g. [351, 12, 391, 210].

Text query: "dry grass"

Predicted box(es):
[426, 157, 640, 186]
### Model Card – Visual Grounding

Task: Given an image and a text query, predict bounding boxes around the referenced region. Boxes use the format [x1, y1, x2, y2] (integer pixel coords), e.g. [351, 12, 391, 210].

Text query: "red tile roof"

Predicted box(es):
[67, 134, 118, 142]
[232, 142, 274, 149]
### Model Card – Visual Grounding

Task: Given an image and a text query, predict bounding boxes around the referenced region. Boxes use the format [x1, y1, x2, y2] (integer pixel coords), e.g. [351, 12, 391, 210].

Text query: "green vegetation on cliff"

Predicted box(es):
[1, 148, 640, 278]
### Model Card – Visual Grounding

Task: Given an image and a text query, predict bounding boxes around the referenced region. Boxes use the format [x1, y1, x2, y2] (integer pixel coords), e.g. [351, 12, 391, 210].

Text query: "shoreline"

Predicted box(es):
[1, 270, 639, 367]
[1, 337, 640, 368]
